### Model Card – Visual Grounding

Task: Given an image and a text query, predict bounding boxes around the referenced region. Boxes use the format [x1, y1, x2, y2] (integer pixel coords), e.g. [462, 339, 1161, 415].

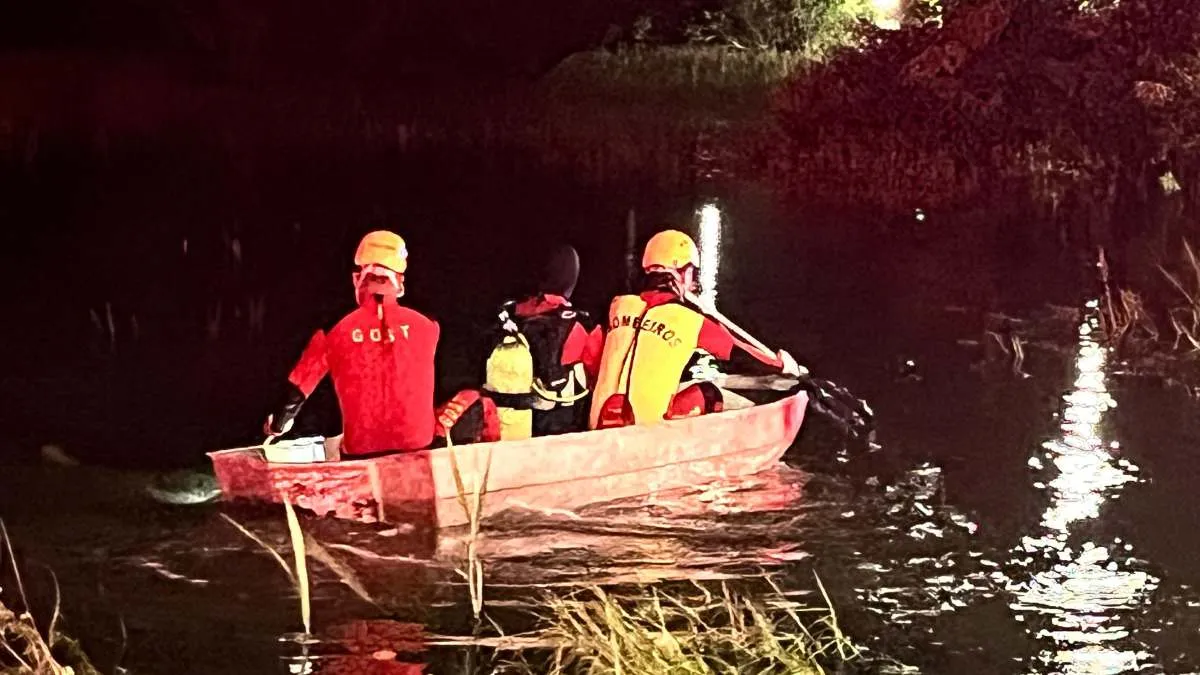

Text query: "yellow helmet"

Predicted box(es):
[642, 229, 699, 271]
[354, 230, 408, 273]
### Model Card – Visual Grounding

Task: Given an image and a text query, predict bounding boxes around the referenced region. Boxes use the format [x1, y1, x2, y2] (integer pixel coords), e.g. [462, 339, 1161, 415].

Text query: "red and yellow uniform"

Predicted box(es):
[589, 229, 789, 430]
[479, 245, 605, 439]
[507, 292, 603, 436]
[588, 290, 782, 429]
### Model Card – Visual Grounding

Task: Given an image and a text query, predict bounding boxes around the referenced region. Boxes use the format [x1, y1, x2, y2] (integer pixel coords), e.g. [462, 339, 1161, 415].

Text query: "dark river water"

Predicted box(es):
[3, 144, 1200, 674]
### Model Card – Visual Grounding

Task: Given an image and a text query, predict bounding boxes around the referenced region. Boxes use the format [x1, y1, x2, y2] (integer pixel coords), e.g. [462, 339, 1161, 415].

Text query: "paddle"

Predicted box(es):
[682, 290, 875, 438]
[712, 373, 807, 391]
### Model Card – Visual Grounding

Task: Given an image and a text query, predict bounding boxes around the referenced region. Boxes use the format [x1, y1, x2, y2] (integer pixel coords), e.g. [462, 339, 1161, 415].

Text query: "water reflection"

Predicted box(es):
[283, 620, 428, 674]
[1008, 308, 1158, 673]
[435, 467, 812, 588]
[697, 202, 722, 306]
[854, 464, 992, 631]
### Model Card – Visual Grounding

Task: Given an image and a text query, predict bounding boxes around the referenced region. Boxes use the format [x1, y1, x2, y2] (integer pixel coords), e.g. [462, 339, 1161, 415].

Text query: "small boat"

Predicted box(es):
[208, 390, 808, 529]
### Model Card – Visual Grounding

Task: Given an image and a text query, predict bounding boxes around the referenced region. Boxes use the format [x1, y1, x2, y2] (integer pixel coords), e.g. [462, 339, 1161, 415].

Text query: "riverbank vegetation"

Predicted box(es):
[0, 601, 97, 675]
[506, 578, 858, 675]
[1, 524, 98, 675]
[769, 0, 1200, 215]
[486, 0, 1200, 220]
[9, 0, 1200, 220]
[1101, 240, 1200, 377]
[8, 0, 1199, 221]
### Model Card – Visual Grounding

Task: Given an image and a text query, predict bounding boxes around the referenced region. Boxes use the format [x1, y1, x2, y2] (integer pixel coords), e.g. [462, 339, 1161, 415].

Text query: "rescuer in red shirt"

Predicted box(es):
[264, 230, 440, 455]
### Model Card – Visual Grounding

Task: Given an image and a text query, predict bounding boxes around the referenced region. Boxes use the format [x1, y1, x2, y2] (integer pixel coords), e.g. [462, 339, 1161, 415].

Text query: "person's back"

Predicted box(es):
[308, 301, 437, 453]
[483, 245, 602, 437]
[589, 230, 799, 430]
[589, 289, 710, 429]
[266, 230, 440, 455]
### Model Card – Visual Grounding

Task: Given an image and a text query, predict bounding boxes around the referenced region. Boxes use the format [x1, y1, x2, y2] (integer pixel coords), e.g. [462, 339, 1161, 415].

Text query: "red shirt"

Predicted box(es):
[288, 301, 438, 455]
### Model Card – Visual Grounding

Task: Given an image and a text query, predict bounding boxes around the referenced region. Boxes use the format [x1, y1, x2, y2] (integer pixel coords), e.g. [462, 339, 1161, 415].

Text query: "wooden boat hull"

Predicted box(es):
[208, 391, 808, 528]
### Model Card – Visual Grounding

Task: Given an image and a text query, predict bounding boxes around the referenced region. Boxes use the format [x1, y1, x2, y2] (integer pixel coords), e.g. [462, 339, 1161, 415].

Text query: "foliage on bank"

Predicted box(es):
[1, 524, 99, 675]
[1102, 240, 1200, 361]
[624, 0, 878, 61]
[9, 0, 1200, 220]
[768, 0, 1200, 212]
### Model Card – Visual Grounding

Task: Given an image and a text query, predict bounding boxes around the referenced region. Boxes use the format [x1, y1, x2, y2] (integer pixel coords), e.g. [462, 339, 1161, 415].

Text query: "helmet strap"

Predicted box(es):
[354, 265, 404, 305]
[643, 265, 696, 296]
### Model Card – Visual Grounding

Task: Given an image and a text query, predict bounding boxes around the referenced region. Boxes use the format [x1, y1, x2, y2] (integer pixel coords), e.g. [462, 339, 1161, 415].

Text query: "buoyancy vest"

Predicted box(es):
[588, 295, 706, 429]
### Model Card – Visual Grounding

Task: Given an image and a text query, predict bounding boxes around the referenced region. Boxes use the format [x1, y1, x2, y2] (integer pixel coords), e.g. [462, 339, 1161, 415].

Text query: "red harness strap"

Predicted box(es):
[596, 381, 724, 430]
[594, 394, 636, 430]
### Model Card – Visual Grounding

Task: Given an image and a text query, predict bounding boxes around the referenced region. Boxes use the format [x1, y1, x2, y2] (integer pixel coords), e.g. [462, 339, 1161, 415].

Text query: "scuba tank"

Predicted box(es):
[482, 310, 535, 440]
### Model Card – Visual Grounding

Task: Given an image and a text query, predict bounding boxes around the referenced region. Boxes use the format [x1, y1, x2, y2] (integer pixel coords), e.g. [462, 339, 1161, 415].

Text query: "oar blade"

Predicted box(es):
[715, 373, 874, 439]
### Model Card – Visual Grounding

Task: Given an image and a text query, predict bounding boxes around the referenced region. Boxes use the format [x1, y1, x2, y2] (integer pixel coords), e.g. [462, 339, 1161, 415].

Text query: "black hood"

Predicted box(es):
[539, 244, 580, 299]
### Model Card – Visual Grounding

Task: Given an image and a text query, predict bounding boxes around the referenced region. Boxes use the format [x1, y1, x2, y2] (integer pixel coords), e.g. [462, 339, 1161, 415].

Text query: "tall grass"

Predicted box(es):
[350, 45, 806, 190]
[446, 429, 492, 622]
[1158, 238, 1200, 353]
[219, 501, 380, 638]
[1097, 239, 1200, 360]
[1, 520, 99, 675]
[219, 505, 314, 638]
[506, 575, 858, 675]
[282, 497, 312, 636]
[539, 47, 806, 112]
[1099, 248, 1160, 350]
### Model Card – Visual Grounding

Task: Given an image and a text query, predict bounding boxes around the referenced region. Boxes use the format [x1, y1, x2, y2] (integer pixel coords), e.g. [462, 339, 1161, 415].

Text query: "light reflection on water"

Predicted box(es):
[847, 303, 1179, 673]
[697, 202, 722, 306]
[1007, 309, 1158, 673]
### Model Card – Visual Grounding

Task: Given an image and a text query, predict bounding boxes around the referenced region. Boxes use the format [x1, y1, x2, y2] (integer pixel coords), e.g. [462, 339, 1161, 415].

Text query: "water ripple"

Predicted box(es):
[1007, 307, 1160, 674]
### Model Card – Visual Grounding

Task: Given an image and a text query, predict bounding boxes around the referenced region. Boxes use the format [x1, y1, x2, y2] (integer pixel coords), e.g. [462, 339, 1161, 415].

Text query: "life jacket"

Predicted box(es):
[588, 295, 706, 429]
[482, 299, 593, 439]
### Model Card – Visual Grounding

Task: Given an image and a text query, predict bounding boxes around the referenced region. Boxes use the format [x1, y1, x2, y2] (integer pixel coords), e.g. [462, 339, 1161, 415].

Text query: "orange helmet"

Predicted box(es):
[642, 230, 699, 271]
[354, 230, 408, 274]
